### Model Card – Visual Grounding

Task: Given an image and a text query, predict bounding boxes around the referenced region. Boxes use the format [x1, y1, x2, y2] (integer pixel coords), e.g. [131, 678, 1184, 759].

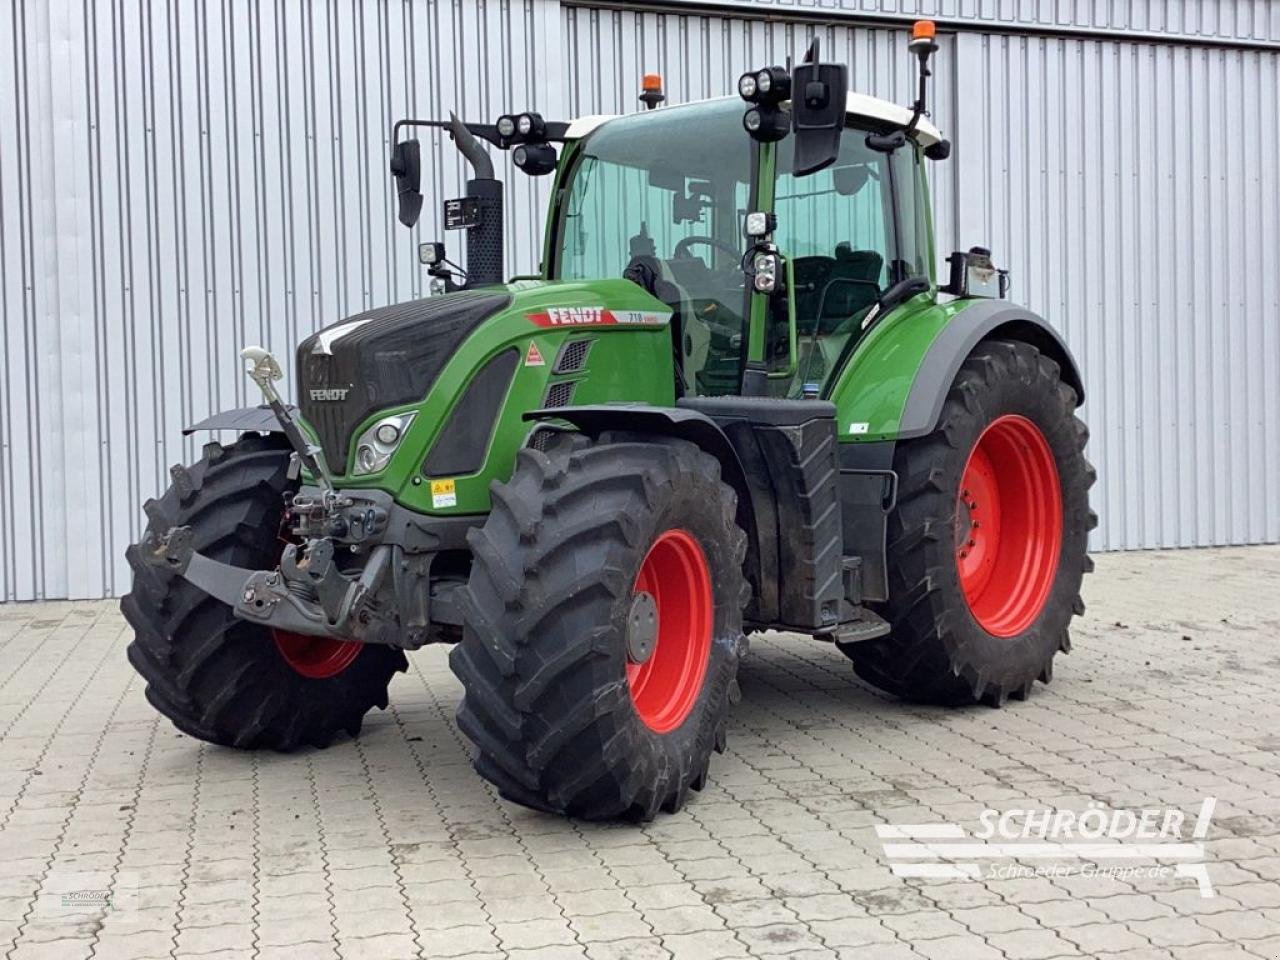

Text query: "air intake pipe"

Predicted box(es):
[448, 112, 504, 288]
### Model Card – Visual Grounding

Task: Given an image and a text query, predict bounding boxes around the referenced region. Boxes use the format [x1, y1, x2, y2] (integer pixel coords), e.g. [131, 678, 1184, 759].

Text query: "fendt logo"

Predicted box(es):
[527, 307, 670, 328]
[309, 388, 350, 401]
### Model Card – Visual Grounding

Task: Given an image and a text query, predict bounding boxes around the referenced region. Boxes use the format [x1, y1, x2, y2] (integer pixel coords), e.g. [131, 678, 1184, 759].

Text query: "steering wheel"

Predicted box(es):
[672, 236, 741, 264]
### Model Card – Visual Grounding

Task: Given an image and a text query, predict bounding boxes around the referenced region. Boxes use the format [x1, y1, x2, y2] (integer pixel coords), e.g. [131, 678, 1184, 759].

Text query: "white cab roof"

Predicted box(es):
[564, 92, 942, 146]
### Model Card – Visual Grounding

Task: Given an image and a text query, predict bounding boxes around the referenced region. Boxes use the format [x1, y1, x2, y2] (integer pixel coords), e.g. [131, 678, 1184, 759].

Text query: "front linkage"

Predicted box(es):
[141, 347, 467, 652]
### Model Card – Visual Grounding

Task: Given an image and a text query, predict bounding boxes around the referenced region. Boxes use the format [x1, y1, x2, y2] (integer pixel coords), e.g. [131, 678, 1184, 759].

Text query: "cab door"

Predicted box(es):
[765, 129, 933, 396]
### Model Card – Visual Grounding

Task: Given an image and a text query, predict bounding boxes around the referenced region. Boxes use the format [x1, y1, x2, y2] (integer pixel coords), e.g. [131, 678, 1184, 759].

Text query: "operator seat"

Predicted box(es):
[814, 244, 882, 334]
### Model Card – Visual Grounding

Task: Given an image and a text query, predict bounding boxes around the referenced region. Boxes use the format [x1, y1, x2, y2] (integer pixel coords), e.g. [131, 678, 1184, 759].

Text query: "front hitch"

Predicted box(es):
[142, 525, 399, 645]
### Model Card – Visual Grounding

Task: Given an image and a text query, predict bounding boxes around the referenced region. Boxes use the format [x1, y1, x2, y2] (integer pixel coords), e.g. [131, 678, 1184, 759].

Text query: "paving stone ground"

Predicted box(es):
[2, 546, 1279, 960]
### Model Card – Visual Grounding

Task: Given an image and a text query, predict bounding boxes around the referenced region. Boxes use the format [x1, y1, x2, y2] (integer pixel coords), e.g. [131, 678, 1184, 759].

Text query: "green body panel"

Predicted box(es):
[826, 295, 971, 443]
[301, 278, 676, 515]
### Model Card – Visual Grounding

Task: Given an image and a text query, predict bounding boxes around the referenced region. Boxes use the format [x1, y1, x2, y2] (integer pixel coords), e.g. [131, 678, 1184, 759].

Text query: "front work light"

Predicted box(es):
[743, 106, 789, 142]
[418, 242, 445, 266]
[496, 115, 517, 139]
[513, 142, 558, 176]
[741, 63, 792, 142]
[744, 211, 777, 238]
[754, 67, 791, 103]
[516, 112, 546, 140]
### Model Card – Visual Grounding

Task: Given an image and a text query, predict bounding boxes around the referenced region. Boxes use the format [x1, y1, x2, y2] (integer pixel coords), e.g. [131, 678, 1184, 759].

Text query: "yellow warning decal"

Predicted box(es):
[430, 478, 457, 509]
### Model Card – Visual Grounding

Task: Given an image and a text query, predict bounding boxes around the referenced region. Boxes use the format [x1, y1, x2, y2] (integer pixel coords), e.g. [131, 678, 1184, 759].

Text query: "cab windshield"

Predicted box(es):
[552, 100, 753, 395]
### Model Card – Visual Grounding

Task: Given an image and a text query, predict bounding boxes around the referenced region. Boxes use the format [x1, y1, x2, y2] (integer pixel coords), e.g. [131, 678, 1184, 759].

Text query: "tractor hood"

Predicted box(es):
[297, 290, 512, 473]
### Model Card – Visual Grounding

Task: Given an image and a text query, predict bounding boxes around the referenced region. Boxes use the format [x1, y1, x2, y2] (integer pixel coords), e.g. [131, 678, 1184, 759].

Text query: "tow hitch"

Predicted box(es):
[142, 524, 401, 645]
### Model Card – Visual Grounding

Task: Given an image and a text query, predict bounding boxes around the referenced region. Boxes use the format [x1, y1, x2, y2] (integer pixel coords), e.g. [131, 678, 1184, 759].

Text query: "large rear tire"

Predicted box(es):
[121, 434, 406, 750]
[843, 339, 1096, 705]
[451, 433, 748, 820]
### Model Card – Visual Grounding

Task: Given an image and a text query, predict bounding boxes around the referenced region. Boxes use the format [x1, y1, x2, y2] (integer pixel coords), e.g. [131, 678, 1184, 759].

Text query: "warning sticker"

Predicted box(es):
[525, 341, 546, 366]
[431, 478, 457, 509]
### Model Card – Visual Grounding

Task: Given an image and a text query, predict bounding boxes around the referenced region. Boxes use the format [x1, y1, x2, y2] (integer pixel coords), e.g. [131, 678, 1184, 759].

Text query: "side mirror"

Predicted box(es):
[389, 139, 423, 227]
[791, 38, 846, 177]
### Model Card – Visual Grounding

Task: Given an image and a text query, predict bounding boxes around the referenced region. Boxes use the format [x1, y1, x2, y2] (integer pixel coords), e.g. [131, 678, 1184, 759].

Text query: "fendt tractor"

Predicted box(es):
[124, 23, 1094, 820]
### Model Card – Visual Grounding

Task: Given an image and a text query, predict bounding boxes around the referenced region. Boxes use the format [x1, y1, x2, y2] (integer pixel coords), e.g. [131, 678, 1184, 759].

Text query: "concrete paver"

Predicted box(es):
[0, 546, 1278, 959]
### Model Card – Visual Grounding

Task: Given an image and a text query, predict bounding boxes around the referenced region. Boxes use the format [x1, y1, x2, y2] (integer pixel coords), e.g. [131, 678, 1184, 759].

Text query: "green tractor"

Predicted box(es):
[124, 25, 1094, 820]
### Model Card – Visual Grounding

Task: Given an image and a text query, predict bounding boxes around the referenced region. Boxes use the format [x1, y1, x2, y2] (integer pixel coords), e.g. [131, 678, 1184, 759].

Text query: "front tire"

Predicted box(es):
[121, 434, 406, 750]
[843, 340, 1096, 705]
[451, 433, 748, 820]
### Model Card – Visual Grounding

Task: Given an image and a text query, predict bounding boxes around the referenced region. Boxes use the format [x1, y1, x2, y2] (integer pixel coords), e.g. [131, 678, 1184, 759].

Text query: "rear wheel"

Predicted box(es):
[451, 433, 748, 820]
[842, 340, 1096, 705]
[121, 434, 406, 749]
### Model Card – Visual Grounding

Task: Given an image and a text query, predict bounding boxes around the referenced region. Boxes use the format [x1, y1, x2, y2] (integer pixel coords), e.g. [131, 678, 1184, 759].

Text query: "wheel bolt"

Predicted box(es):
[967, 539, 976, 547]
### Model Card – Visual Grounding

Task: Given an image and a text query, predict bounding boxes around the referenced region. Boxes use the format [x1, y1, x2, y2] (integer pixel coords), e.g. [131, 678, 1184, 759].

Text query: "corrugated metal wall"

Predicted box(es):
[2, 1, 1277, 600]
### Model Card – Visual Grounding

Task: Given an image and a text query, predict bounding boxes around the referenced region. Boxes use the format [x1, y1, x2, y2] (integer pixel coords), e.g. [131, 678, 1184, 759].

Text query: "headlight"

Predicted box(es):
[351, 412, 417, 476]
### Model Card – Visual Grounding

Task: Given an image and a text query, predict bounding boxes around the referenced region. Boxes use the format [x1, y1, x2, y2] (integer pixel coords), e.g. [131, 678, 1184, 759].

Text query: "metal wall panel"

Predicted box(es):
[606, 0, 1280, 45]
[2, 1, 1278, 600]
[949, 33, 1280, 549]
[1, 0, 566, 600]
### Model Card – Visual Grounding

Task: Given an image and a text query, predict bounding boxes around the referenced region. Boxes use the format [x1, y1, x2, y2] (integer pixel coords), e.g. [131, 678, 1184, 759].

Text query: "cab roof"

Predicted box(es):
[564, 91, 943, 146]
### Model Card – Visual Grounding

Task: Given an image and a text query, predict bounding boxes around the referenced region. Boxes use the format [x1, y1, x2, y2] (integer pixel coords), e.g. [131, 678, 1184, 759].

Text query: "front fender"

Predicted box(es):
[182, 405, 288, 436]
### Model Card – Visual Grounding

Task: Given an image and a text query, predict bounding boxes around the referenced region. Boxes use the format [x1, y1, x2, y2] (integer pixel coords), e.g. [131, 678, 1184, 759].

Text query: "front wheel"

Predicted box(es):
[843, 339, 1096, 705]
[121, 434, 406, 750]
[451, 433, 748, 820]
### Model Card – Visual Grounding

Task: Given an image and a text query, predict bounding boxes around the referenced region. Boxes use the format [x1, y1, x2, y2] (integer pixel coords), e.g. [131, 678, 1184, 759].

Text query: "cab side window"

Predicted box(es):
[772, 134, 929, 393]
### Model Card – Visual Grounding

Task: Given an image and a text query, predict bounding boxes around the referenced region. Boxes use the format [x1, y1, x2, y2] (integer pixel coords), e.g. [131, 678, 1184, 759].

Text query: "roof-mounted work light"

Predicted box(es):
[494, 112, 546, 145]
[740, 64, 792, 142]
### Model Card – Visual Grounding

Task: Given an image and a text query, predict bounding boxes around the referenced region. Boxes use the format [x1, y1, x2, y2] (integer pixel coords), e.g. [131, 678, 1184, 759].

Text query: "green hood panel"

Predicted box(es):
[307, 278, 677, 514]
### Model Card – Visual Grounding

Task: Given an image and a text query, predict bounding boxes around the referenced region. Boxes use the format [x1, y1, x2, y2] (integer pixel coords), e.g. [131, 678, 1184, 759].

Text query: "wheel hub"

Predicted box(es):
[626, 591, 659, 665]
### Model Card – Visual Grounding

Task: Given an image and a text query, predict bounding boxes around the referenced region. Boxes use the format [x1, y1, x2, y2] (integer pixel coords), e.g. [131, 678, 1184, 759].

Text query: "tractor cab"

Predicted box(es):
[543, 93, 943, 400]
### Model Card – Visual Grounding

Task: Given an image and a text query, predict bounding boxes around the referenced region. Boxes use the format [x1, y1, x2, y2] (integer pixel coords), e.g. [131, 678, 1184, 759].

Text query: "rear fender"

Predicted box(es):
[827, 298, 1083, 442]
[898, 301, 1084, 440]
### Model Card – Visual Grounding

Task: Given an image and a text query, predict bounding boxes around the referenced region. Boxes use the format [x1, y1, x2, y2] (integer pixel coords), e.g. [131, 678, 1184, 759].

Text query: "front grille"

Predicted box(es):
[296, 291, 510, 472]
[553, 339, 593, 374]
[543, 381, 575, 408]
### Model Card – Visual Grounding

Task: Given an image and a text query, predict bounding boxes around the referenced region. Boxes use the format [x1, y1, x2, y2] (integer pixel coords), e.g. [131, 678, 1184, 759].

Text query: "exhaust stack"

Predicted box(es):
[447, 112, 504, 288]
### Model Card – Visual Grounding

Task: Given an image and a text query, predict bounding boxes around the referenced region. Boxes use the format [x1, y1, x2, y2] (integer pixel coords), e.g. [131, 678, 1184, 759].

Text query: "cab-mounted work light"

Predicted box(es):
[740, 64, 792, 142]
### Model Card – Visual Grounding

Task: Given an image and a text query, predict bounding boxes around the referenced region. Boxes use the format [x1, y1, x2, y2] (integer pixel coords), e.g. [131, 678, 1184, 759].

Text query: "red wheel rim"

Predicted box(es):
[272, 629, 363, 679]
[955, 415, 1062, 638]
[627, 530, 713, 734]
[270, 530, 363, 680]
